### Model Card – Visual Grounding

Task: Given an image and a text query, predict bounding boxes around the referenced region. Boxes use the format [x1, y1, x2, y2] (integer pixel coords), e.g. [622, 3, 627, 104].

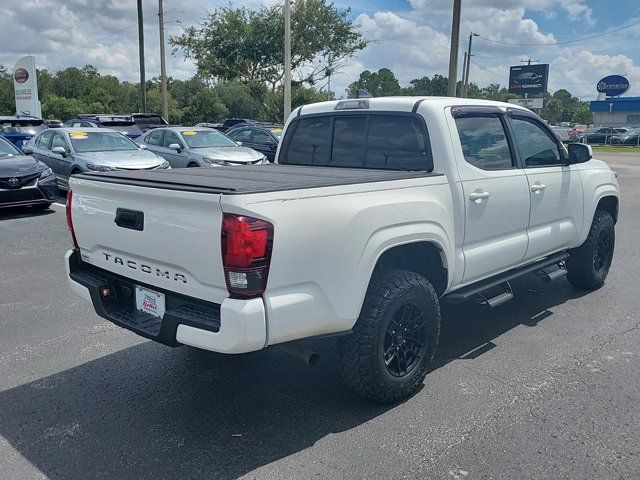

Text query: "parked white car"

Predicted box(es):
[65, 97, 619, 402]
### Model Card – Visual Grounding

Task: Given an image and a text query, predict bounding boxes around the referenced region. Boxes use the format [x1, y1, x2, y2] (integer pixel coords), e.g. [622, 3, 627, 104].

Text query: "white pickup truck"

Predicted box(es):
[66, 97, 619, 402]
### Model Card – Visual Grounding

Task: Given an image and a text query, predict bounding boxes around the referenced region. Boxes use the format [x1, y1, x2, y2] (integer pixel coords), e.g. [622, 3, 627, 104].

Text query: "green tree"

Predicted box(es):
[214, 82, 266, 119]
[170, 0, 368, 90]
[0, 66, 14, 115]
[347, 68, 401, 97]
[265, 85, 328, 122]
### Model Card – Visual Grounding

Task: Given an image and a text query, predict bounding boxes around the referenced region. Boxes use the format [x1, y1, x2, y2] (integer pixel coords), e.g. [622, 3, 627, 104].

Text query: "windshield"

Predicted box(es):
[0, 137, 21, 156]
[181, 130, 238, 148]
[1, 120, 47, 135]
[68, 131, 140, 152]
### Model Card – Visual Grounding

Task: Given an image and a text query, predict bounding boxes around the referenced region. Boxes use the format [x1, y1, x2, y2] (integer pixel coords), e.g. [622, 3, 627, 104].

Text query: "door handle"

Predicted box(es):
[530, 183, 547, 193]
[469, 191, 490, 202]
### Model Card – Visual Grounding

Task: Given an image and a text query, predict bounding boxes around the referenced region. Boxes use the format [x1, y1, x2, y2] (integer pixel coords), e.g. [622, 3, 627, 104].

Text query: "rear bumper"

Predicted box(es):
[66, 250, 266, 353]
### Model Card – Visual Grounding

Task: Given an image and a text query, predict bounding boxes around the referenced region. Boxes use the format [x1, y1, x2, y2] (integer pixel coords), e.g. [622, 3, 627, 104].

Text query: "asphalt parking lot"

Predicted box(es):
[1, 153, 639, 480]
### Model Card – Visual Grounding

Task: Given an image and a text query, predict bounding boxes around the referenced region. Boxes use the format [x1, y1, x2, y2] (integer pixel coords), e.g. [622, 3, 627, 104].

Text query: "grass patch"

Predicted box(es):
[591, 145, 640, 154]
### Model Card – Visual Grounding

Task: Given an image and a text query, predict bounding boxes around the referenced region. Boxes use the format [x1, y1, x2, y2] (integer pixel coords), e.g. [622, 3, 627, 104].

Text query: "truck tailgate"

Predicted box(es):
[70, 175, 229, 304]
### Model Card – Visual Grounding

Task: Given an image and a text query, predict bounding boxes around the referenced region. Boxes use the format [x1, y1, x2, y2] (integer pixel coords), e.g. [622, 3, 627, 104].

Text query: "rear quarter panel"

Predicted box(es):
[221, 176, 454, 345]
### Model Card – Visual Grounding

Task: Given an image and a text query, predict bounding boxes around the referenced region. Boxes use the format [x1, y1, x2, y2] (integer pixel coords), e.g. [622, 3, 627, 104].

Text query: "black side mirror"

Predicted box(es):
[567, 143, 592, 164]
[269, 142, 278, 151]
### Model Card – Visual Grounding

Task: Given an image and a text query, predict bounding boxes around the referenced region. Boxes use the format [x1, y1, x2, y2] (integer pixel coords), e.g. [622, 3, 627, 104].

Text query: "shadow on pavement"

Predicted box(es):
[0, 205, 55, 220]
[0, 273, 588, 479]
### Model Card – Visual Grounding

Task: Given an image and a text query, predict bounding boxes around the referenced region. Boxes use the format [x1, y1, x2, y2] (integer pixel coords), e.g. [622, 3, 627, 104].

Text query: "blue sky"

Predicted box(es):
[1, 0, 639, 100]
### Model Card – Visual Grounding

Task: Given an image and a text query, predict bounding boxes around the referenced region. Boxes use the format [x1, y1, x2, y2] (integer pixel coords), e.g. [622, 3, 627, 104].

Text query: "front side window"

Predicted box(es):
[511, 117, 561, 167]
[37, 131, 53, 149]
[454, 115, 514, 170]
[146, 130, 164, 146]
[229, 128, 253, 142]
[280, 114, 431, 170]
[252, 130, 275, 145]
[163, 131, 183, 148]
[51, 133, 70, 153]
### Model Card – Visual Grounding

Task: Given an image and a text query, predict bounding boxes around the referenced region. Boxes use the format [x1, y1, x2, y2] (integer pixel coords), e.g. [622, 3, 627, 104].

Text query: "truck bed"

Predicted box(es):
[77, 164, 437, 195]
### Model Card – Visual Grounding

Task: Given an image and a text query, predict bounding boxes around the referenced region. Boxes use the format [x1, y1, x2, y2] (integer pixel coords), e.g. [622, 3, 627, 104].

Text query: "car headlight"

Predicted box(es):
[260, 155, 269, 164]
[202, 157, 226, 165]
[158, 160, 170, 169]
[86, 163, 114, 172]
[39, 167, 54, 179]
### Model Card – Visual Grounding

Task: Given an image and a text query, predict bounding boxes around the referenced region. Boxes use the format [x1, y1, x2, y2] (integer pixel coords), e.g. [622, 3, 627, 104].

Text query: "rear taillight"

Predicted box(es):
[66, 190, 79, 251]
[221, 213, 273, 298]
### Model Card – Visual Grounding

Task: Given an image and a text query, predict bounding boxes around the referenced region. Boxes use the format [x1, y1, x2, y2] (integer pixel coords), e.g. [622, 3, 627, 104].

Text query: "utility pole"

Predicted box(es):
[137, 0, 146, 112]
[447, 0, 462, 97]
[462, 32, 478, 98]
[521, 58, 539, 65]
[460, 52, 467, 97]
[158, 0, 169, 122]
[284, 0, 292, 120]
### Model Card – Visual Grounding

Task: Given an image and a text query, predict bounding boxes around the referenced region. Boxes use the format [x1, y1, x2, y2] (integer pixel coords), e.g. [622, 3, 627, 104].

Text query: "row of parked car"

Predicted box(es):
[0, 113, 283, 210]
[551, 124, 640, 145]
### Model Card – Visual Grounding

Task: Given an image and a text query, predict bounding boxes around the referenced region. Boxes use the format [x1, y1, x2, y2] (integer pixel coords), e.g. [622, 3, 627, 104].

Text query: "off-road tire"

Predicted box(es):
[338, 269, 440, 403]
[566, 210, 615, 290]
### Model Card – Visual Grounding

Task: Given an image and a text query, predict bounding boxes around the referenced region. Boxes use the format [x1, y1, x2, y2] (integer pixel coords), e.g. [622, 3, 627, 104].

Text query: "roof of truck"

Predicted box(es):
[296, 96, 529, 117]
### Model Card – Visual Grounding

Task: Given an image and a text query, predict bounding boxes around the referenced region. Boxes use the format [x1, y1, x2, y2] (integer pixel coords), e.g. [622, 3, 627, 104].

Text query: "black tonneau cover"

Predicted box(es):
[77, 164, 437, 195]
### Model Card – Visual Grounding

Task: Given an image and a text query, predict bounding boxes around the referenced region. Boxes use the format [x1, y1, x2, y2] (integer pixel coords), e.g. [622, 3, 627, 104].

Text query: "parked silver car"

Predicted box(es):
[23, 128, 169, 190]
[136, 126, 268, 167]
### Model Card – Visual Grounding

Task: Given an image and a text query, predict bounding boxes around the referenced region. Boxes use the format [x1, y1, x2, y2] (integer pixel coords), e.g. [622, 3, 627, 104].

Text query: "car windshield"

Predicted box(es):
[0, 137, 21, 157]
[271, 128, 283, 140]
[180, 130, 237, 148]
[1, 120, 47, 135]
[68, 131, 139, 152]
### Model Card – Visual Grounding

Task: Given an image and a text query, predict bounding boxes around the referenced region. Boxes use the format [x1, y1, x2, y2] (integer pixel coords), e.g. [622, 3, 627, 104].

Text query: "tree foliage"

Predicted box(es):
[170, 0, 368, 90]
[347, 68, 401, 98]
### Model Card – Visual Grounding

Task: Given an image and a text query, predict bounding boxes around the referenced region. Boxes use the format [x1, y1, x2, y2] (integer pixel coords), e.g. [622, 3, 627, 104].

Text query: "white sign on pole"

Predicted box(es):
[508, 97, 545, 109]
[13, 56, 42, 117]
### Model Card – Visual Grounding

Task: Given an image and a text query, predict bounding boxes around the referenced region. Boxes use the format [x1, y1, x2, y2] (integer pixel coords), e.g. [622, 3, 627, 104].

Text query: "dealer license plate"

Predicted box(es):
[135, 286, 165, 319]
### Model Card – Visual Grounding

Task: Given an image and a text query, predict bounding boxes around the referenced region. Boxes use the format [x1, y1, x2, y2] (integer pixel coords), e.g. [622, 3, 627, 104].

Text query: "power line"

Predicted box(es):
[476, 18, 640, 46]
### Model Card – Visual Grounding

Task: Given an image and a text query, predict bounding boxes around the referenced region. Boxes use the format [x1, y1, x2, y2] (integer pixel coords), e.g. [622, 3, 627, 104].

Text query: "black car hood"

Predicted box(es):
[0, 154, 45, 177]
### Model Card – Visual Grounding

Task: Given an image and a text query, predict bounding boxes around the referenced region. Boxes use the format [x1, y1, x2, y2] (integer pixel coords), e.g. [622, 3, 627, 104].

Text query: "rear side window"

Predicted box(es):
[280, 114, 432, 171]
[454, 115, 514, 170]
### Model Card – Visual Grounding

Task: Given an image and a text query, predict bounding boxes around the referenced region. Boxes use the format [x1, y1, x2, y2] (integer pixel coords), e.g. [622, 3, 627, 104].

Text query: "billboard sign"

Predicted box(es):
[508, 97, 545, 109]
[508, 64, 549, 95]
[596, 75, 630, 97]
[13, 56, 42, 117]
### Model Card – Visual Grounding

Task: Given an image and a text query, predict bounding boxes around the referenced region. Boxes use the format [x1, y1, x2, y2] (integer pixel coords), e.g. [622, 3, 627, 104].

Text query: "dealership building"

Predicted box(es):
[589, 97, 640, 126]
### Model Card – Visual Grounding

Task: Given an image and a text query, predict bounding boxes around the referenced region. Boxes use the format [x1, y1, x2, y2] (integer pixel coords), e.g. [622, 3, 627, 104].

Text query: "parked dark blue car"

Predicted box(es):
[0, 116, 48, 149]
[63, 114, 144, 140]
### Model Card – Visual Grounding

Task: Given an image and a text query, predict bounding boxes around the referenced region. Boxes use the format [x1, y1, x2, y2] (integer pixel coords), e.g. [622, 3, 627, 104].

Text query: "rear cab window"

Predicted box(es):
[279, 113, 432, 171]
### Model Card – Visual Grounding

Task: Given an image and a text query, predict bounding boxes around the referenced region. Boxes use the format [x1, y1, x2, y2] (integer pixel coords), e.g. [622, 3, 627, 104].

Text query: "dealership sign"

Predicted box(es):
[596, 75, 630, 97]
[508, 97, 546, 109]
[13, 56, 42, 117]
[508, 64, 549, 95]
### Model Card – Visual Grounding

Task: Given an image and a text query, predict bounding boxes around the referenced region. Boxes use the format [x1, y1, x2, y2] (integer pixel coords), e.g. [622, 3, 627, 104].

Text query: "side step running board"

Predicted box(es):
[446, 252, 569, 305]
[536, 262, 568, 282]
[477, 282, 514, 308]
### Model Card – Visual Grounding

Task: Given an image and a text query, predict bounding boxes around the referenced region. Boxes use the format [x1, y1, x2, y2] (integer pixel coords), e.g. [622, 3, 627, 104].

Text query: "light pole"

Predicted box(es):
[158, 0, 169, 122]
[284, 0, 292, 121]
[447, 0, 462, 97]
[137, 0, 146, 112]
[462, 33, 478, 98]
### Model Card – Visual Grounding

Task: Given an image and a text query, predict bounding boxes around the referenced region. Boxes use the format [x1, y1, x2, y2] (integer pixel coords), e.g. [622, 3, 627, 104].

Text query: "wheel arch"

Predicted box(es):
[595, 195, 619, 224]
[370, 240, 449, 297]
